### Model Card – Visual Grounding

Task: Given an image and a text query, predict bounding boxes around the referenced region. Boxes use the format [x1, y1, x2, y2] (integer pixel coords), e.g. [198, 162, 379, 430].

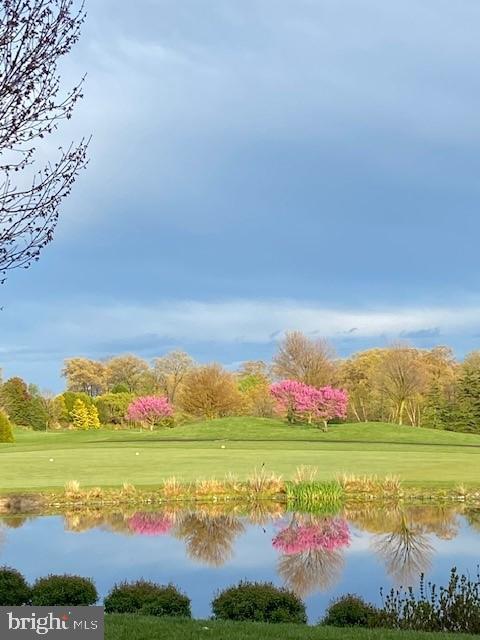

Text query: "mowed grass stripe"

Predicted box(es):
[1, 424, 480, 491]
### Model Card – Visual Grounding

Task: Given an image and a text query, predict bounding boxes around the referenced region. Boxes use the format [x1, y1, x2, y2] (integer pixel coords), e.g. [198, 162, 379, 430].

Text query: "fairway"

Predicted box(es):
[105, 615, 479, 640]
[1, 419, 480, 491]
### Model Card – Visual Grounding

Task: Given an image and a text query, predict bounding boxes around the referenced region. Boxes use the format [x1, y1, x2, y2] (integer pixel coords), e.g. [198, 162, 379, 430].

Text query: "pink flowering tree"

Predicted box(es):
[127, 512, 174, 536]
[270, 380, 348, 431]
[273, 517, 350, 555]
[126, 395, 174, 430]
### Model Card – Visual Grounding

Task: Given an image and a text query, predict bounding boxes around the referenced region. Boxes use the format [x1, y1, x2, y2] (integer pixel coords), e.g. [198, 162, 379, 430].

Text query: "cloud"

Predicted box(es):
[3, 299, 480, 358]
[401, 327, 441, 339]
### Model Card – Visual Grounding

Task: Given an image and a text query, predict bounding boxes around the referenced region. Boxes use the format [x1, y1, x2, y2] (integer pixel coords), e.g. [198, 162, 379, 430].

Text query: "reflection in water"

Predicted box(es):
[0, 503, 476, 594]
[127, 512, 174, 536]
[372, 513, 434, 585]
[273, 515, 350, 596]
[278, 548, 344, 596]
[175, 512, 245, 567]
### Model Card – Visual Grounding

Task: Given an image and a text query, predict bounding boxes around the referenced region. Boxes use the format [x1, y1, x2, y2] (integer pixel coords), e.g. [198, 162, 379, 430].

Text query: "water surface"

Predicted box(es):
[1, 503, 479, 622]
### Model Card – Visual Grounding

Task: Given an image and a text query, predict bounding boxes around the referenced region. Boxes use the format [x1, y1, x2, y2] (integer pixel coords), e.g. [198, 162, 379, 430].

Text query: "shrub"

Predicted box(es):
[0, 410, 14, 443]
[380, 568, 480, 634]
[0, 567, 30, 605]
[61, 391, 93, 418]
[31, 574, 98, 606]
[322, 594, 378, 627]
[104, 580, 190, 617]
[212, 581, 307, 624]
[95, 392, 134, 424]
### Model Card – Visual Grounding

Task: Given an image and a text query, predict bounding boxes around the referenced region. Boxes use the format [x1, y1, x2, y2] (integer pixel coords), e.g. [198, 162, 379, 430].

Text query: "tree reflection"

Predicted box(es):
[0, 515, 31, 529]
[127, 512, 174, 536]
[273, 515, 350, 596]
[278, 547, 344, 596]
[372, 512, 434, 585]
[174, 512, 245, 566]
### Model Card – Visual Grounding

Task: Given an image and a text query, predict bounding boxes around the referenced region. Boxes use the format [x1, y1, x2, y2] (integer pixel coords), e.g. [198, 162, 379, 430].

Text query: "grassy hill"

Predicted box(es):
[1, 418, 480, 492]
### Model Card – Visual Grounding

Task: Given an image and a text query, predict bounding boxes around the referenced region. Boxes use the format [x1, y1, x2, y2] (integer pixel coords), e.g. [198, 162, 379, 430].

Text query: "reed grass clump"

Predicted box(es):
[246, 468, 283, 496]
[337, 473, 402, 498]
[286, 480, 344, 514]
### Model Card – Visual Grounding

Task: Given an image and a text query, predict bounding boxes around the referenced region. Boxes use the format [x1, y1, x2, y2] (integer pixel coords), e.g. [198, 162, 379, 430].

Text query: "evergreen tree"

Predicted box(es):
[422, 379, 453, 430]
[87, 404, 100, 430]
[24, 397, 48, 431]
[70, 399, 90, 430]
[0, 377, 31, 425]
[452, 367, 480, 433]
[0, 410, 14, 443]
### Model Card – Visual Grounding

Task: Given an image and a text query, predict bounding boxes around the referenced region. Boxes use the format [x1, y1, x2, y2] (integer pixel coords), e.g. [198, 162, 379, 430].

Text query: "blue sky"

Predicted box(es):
[2, 0, 480, 390]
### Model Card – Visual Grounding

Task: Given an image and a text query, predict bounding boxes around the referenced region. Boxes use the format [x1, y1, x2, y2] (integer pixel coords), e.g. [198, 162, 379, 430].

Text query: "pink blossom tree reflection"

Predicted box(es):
[273, 516, 351, 596]
[127, 512, 174, 536]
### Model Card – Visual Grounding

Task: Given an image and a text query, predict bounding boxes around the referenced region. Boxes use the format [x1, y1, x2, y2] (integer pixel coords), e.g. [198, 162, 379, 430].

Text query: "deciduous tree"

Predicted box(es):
[273, 332, 336, 387]
[153, 350, 195, 403]
[126, 395, 173, 430]
[62, 358, 106, 396]
[106, 355, 149, 393]
[0, 0, 89, 282]
[180, 364, 243, 419]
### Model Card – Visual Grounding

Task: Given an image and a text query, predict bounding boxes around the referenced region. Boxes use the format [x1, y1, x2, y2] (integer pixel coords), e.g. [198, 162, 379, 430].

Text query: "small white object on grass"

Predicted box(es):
[221, 445, 226, 449]
[49, 458, 54, 462]
[135, 452, 140, 456]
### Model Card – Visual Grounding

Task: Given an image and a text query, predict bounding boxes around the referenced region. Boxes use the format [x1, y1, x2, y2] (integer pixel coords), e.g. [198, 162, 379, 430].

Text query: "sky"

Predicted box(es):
[2, 0, 480, 390]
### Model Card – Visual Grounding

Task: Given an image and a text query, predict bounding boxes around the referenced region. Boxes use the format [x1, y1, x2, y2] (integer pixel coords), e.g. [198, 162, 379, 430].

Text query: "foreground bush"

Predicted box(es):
[0, 410, 14, 443]
[381, 568, 480, 634]
[212, 581, 307, 624]
[0, 567, 30, 605]
[31, 574, 98, 606]
[104, 580, 190, 617]
[322, 594, 379, 627]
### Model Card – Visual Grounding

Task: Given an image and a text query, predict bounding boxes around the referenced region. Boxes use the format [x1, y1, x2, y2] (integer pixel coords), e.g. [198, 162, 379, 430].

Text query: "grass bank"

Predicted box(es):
[1, 418, 480, 493]
[105, 615, 477, 640]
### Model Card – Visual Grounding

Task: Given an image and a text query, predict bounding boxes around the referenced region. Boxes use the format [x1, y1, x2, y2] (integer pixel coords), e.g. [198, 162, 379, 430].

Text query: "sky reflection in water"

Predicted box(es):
[0, 504, 479, 622]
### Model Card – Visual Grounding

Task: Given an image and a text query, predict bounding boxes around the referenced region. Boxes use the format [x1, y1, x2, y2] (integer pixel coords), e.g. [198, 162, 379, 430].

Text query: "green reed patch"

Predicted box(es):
[285, 480, 344, 514]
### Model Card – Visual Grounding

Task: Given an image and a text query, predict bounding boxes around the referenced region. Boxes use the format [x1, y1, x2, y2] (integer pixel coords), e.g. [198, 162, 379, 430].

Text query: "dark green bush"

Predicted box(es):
[0, 410, 14, 443]
[104, 580, 190, 617]
[95, 393, 134, 424]
[0, 567, 30, 605]
[212, 581, 307, 624]
[31, 574, 98, 606]
[322, 594, 378, 627]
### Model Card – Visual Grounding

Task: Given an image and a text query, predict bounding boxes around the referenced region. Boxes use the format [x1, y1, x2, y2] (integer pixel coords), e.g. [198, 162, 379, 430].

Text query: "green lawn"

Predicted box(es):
[1, 418, 480, 492]
[104, 615, 477, 640]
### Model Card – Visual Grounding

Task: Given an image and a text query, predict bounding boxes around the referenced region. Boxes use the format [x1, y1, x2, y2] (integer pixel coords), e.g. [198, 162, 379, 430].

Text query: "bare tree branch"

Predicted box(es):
[0, 0, 89, 282]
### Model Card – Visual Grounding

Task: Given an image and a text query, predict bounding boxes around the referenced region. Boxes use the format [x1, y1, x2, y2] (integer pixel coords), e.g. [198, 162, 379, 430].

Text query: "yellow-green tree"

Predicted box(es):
[0, 409, 14, 443]
[87, 404, 101, 430]
[70, 399, 90, 430]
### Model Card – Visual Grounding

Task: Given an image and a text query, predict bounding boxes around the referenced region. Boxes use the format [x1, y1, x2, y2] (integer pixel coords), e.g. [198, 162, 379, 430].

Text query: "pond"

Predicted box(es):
[0, 503, 479, 622]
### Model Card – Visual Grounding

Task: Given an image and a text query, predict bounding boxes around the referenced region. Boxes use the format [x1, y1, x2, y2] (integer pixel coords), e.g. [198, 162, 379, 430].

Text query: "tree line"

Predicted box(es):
[1, 332, 480, 433]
